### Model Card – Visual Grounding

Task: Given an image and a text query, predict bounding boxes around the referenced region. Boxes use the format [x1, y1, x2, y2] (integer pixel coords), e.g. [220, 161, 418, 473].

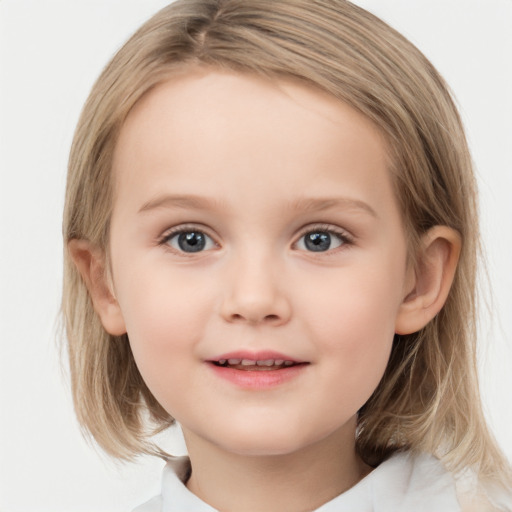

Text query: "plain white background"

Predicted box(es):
[0, 1, 511, 510]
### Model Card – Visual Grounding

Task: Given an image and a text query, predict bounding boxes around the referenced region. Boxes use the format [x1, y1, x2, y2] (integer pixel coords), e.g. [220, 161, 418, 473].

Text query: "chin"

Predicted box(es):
[209, 423, 322, 458]
[220, 440, 305, 458]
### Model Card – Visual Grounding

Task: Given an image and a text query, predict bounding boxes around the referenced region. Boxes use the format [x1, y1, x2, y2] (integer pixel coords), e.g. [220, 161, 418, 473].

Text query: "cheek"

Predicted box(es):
[317, 293, 395, 388]
[300, 259, 403, 342]
[297, 261, 404, 399]
[114, 265, 214, 388]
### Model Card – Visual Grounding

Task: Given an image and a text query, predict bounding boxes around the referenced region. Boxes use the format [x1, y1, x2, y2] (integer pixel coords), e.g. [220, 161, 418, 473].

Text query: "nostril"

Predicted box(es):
[229, 313, 281, 323]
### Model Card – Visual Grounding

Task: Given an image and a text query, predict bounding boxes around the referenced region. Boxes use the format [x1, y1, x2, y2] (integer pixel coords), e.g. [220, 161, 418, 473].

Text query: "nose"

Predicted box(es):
[220, 252, 292, 326]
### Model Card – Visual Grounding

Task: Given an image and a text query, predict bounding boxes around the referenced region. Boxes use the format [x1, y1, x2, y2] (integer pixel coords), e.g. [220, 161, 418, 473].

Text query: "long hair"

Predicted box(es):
[62, 0, 512, 493]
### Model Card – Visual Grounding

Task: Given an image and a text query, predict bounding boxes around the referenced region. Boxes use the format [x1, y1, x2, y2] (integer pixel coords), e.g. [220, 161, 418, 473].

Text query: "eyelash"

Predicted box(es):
[157, 223, 354, 255]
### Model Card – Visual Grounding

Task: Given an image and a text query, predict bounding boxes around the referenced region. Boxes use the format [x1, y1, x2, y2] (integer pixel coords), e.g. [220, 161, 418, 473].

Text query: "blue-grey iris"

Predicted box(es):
[178, 232, 206, 252]
[304, 232, 332, 252]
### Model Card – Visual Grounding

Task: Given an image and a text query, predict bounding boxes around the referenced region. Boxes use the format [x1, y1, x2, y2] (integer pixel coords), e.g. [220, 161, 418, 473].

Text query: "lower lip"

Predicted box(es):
[207, 363, 308, 389]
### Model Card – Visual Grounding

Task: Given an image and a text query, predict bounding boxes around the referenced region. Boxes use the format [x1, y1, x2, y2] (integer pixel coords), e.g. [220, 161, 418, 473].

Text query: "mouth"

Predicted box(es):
[211, 358, 304, 371]
[206, 351, 309, 388]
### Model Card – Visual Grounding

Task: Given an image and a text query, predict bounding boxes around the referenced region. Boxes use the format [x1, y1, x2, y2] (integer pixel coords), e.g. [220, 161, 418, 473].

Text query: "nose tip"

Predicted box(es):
[220, 268, 292, 326]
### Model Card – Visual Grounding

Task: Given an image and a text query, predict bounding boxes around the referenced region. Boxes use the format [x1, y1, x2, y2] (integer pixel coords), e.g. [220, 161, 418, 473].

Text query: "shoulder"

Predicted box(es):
[454, 465, 512, 512]
[132, 495, 163, 512]
[382, 451, 512, 512]
[313, 451, 461, 511]
[367, 451, 462, 510]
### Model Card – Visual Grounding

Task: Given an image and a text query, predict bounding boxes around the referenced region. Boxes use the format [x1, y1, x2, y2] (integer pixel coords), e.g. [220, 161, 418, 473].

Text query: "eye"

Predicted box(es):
[295, 229, 349, 252]
[162, 229, 217, 253]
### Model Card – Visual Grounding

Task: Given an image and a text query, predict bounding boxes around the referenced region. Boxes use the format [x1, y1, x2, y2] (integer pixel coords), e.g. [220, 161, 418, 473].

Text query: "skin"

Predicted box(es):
[70, 67, 461, 512]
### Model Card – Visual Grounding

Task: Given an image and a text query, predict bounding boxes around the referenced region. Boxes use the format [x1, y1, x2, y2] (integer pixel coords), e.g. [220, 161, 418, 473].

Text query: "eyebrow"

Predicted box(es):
[289, 197, 378, 218]
[138, 194, 223, 213]
[138, 194, 377, 218]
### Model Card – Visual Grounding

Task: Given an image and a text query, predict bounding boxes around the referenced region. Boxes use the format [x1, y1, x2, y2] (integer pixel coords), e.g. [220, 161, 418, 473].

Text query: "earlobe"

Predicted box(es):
[395, 226, 461, 335]
[67, 239, 127, 336]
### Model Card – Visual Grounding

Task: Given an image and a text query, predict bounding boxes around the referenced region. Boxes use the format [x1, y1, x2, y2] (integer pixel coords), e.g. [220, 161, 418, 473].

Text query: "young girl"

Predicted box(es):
[62, 0, 512, 510]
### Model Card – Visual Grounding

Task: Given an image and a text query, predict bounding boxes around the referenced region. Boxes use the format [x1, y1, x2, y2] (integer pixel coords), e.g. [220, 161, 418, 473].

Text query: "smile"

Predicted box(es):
[207, 351, 310, 388]
[213, 359, 298, 371]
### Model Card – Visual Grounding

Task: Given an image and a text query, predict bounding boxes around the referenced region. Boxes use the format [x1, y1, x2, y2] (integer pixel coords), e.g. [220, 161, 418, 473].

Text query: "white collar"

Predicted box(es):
[134, 451, 461, 511]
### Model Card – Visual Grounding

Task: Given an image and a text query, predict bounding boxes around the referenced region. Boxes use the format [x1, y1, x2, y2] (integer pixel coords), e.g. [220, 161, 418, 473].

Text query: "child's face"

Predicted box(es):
[107, 68, 412, 456]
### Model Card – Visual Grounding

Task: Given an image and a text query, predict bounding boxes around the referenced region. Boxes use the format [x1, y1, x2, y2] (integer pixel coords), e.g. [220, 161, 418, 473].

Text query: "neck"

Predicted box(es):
[183, 419, 371, 512]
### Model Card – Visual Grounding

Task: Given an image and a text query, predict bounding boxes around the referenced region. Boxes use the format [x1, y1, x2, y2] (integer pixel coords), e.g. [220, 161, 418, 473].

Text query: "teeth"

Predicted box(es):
[257, 359, 275, 366]
[216, 358, 298, 367]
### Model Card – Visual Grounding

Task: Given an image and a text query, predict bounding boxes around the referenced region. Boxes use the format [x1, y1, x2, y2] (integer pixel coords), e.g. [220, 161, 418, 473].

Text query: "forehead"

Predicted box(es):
[117, 66, 387, 154]
[111, 67, 395, 218]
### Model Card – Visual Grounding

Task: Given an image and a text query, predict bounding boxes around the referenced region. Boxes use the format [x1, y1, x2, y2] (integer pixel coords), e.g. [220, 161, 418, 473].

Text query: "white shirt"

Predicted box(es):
[133, 451, 464, 511]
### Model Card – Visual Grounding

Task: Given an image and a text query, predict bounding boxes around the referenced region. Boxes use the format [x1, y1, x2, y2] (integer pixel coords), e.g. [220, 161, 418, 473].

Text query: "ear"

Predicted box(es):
[68, 239, 127, 336]
[395, 226, 461, 335]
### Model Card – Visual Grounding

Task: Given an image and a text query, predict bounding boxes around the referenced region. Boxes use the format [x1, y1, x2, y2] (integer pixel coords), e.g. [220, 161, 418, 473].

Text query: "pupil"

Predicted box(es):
[178, 232, 206, 252]
[305, 232, 331, 252]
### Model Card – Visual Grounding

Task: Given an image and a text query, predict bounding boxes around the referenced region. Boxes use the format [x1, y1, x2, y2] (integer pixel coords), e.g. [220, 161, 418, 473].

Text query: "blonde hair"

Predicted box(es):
[62, 0, 512, 492]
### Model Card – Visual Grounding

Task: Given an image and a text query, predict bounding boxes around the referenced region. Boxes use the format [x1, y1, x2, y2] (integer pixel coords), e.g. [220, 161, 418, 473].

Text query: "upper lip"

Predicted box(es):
[208, 350, 306, 364]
